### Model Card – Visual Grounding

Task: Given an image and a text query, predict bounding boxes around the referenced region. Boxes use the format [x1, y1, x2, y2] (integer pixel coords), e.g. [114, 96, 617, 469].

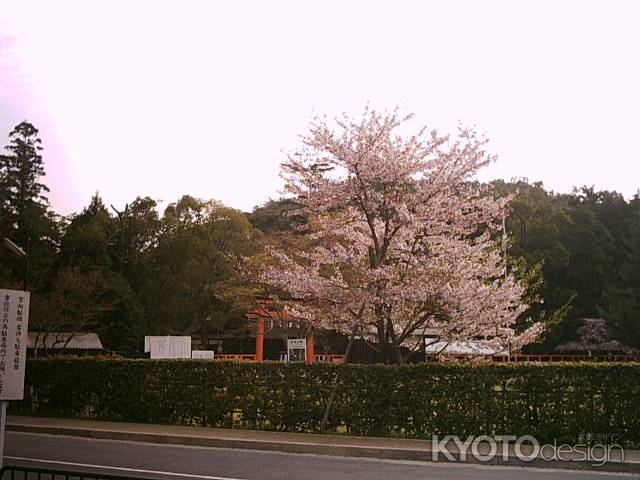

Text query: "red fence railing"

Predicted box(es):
[215, 354, 257, 361]
[426, 354, 638, 362]
[315, 354, 345, 363]
[494, 354, 638, 362]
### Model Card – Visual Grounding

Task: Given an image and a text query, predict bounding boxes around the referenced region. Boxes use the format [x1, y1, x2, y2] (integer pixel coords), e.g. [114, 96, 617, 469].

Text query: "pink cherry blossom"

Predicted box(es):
[256, 107, 542, 363]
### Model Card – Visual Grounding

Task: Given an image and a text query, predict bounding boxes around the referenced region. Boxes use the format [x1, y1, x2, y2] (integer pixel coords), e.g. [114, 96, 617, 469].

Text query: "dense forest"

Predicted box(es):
[1, 122, 639, 353]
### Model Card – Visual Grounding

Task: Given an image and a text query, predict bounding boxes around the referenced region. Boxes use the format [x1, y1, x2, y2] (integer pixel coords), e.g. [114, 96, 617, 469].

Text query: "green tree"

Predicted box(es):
[30, 266, 116, 355]
[142, 196, 262, 342]
[0, 121, 59, 290]
[109, 196, 161, 284]
[30, 265, 146, 354]
[248, 198, 306, 234]
[60, 193, 113, 269]
[490, 180, 574, 352]
[558, 188, 620, 318]
[599, 211, 640, 347]
[495, 182, 634, 352]
[493, 180, 573, 308]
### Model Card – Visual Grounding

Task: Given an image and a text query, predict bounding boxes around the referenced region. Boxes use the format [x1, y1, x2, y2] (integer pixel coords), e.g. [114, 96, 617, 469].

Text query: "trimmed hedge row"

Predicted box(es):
[11, 359, 640, 447]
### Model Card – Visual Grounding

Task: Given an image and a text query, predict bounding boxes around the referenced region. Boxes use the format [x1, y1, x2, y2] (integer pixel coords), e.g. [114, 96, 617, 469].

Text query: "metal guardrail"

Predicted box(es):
[0, 465, 152, 480]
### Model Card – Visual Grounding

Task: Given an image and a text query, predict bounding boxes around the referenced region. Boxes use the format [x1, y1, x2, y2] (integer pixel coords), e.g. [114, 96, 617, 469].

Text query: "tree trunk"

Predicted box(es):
[376, 321, 388, 363]
[376, 320, 404, 364]
[385, 318, 404, 364]
[320, 323, 358, 432]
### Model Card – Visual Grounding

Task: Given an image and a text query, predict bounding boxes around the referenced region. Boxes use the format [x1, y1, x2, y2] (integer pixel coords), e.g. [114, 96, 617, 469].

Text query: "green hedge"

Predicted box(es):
[11, 359, 640, 447]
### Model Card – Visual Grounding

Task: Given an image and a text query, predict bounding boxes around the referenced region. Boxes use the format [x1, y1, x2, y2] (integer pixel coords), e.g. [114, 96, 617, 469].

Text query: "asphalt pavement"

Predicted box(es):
[4, 432, 639, 480]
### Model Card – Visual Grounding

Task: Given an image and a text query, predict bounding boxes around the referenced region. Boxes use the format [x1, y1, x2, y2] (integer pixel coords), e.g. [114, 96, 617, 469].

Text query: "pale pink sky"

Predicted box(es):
[1, 1, 639, 215]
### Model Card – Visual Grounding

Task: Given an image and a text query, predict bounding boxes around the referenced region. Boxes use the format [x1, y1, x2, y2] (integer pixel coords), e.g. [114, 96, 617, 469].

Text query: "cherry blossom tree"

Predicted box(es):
[258, 108, 542, 363]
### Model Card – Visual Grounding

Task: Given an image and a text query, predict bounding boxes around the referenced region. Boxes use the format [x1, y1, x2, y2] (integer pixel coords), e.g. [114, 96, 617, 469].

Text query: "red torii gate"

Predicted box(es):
[246, 298, 315, 362]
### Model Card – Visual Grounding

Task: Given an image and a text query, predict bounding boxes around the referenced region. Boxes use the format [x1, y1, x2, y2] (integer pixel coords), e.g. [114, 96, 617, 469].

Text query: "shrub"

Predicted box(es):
[12, 359, 640, 447]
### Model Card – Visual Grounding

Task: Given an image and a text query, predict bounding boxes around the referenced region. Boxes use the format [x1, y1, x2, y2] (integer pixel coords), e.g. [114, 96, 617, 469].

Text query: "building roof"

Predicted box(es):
[28, 332, 103, 350]
[425, 340, 506, 356]
[181, 318, 227, 336]
[412, 327, 442, 337]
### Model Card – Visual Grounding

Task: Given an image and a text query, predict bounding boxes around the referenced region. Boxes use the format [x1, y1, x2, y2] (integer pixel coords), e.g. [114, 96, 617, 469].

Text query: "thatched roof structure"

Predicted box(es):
[554, 318, 637, 354]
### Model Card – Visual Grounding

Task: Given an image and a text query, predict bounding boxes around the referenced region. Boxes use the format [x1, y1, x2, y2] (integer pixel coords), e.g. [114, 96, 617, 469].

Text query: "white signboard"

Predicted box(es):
[287, 338, 307, 362]
[0, 289, 30, 400]
[287, 338, 306, 350]
[192, 350, 215, 360]
[144, 336, 191, 359]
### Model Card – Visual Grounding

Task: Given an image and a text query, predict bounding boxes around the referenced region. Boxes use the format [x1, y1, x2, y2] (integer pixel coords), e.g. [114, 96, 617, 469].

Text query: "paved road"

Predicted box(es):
[4, 432, 638, 480]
